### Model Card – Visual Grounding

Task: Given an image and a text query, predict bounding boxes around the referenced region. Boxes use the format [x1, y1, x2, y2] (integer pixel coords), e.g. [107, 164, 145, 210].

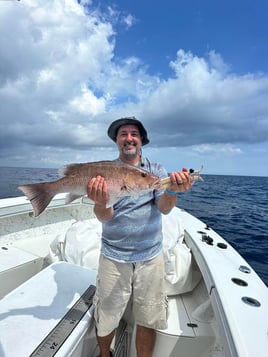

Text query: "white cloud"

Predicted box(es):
[69, 85, 106, 115]
[208, 50, 230, 74]
[122, 14, 137, 29]
[0, 0, 268, 176]
[192, 144, 243, 154]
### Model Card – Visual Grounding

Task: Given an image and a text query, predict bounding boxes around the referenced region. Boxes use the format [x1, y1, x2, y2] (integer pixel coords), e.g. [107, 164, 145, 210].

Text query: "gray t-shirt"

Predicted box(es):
[101, 158, 167, 262]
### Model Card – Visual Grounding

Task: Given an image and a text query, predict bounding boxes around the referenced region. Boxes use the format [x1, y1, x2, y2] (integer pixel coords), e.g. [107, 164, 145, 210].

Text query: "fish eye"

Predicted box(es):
[141, 172, 147, 177]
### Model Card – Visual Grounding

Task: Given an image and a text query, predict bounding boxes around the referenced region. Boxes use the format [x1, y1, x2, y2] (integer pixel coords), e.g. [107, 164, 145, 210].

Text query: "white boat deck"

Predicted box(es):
[0, 262, 97, 357]
[0, 196, 268, 357]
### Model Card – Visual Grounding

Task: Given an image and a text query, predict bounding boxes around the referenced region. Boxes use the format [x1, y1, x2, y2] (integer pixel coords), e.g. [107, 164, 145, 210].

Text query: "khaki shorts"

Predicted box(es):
[93, 253, 168, 337]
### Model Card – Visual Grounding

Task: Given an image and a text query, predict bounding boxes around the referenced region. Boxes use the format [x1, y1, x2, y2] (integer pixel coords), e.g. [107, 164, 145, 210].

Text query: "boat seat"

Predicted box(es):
[0, 262, 98, 357]
[0, 245, 44, 298]
[154, 288, 215, 357]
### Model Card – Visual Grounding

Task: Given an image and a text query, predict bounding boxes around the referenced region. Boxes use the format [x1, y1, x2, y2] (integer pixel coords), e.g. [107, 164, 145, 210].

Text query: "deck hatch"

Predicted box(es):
[29, 285, 96, 357]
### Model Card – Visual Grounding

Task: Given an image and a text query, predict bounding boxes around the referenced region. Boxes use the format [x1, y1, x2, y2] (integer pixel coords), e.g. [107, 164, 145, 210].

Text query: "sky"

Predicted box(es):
[0, 0, 268, 176]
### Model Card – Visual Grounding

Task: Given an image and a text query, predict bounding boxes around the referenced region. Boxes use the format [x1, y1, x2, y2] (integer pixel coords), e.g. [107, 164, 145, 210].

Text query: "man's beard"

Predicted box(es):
[121, 143, 140, 159]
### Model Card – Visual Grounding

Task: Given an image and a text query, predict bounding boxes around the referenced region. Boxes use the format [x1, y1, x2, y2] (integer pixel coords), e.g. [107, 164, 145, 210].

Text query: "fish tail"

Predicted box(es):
[18, 182, 56, 217]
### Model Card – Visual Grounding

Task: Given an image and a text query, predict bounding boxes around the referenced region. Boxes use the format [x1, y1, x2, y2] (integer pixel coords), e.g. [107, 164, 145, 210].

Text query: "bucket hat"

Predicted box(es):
[107, 116, 150, 145]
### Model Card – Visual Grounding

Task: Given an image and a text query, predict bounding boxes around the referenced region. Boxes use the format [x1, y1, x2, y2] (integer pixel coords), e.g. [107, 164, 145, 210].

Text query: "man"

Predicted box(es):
[87, 116, 192, 357]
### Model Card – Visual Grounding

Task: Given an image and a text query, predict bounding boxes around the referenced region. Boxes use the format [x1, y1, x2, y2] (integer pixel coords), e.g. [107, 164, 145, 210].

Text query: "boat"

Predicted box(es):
[0, 194, 267, 357]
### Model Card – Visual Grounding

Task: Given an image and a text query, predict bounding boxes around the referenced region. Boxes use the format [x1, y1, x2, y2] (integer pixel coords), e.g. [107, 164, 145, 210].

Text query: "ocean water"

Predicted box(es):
[0, 167, 267, 286]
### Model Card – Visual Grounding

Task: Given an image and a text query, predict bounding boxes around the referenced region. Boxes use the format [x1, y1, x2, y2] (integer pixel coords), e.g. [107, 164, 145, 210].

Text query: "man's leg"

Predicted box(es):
[133, 255, 167, 357]
[97, 330, 115, 357]
[136, 325, 156, 357]
[94, 256, 133, 357]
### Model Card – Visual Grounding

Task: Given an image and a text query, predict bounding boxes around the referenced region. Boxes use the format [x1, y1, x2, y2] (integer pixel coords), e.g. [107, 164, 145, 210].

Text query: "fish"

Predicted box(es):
[18, 160, 161, 217]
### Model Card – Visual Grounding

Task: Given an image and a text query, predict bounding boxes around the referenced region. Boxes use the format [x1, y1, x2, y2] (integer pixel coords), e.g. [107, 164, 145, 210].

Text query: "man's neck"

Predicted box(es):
[119, 155, 140, 166]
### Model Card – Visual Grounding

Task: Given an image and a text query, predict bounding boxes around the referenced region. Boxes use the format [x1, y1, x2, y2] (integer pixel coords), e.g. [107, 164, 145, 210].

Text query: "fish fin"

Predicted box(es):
[18, 183, 55, 217]
[59, 163, 85, 177]
[65, 193, 84, 204]
[59, 161, 115, 177]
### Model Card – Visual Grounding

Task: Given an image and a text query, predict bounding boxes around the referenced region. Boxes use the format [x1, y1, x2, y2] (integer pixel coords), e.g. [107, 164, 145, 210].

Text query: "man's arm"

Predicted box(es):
[157, 171, 192, 214]
[87, 176, 114, 221]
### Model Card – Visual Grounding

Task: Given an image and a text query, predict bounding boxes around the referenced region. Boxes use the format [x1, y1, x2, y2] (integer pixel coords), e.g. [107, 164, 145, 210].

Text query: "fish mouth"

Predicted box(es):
[152, 179, 162, 190]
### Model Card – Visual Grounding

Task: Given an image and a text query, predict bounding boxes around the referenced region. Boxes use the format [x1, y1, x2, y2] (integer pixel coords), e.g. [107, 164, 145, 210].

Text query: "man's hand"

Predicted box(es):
[169, 170, 192, 193]
[87, 176, 114, 221]
[87, 176, 109, 206]
[158, 169, 192, 214]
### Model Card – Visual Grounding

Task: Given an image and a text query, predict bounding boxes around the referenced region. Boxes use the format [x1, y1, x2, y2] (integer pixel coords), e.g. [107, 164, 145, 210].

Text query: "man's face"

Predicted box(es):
[116, 124, 142, 160]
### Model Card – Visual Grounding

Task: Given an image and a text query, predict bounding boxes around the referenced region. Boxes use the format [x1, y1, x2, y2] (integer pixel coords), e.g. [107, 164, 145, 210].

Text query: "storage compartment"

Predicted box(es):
[0, 246, 44, 298]
[0, 262, 97, 356]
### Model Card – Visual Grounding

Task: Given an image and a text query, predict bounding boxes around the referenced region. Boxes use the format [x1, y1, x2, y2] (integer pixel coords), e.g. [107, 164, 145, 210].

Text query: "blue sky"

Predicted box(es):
[113, 0, 268, 76]
[0, 0, 268, 176]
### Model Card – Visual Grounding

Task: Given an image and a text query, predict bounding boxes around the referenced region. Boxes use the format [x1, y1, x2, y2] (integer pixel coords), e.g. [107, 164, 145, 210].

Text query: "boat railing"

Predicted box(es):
[0, 194, 94, 219]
